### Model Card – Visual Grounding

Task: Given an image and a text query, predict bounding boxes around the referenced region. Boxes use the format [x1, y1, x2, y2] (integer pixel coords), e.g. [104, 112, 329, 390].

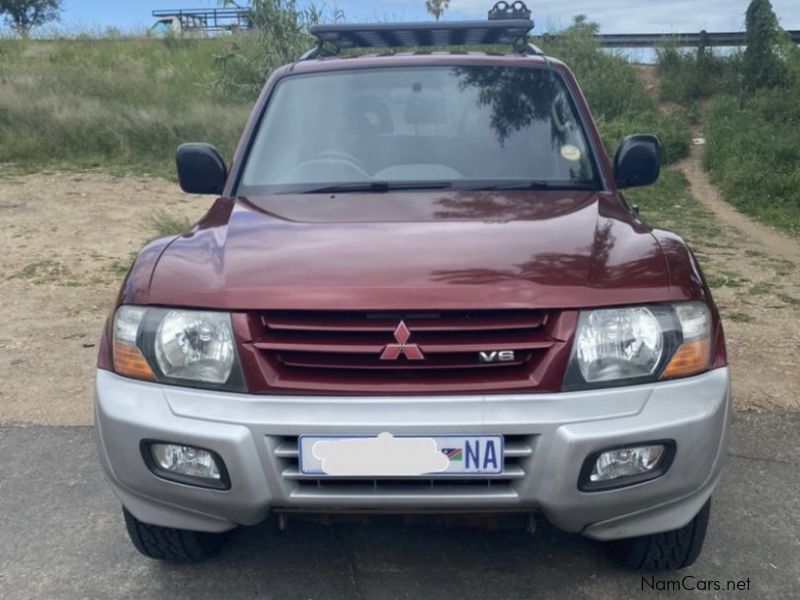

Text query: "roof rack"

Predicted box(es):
[302, 1, 539, 60]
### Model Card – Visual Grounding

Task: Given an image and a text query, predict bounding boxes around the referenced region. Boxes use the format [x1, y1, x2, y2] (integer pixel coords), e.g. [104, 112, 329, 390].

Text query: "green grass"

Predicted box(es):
[0, 16, 691, 178]
[624, 170, 750, 292]
[146, 210, 193, 238]
[12, 259, 75, 284]
[0, 36, 251, 178]
[777, 293, 800, 306]
[704, 94, 800, 235]
[625, 170, 724, 244]
[724, 311, 755, 323]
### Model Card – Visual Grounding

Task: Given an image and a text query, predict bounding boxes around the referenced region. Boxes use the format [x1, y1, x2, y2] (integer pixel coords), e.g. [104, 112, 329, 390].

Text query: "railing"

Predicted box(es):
[575, 30, 800, 49]
[151, 8, 253, 32]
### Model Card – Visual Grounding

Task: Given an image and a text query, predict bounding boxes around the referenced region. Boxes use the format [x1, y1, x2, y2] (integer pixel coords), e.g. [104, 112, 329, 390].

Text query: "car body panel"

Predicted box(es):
[95, 366, 730, 537]
[142, 191, 681, 311]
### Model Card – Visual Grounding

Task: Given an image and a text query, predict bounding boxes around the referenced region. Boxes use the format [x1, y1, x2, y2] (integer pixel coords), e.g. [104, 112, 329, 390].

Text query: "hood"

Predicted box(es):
[146, 190, 673, 310]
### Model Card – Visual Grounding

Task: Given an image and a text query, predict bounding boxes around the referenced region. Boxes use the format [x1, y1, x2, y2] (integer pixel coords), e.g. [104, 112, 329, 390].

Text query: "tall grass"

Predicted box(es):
[0, 36, 251, 177]
[657, 46, 743, 103]
[654, 22, 800, 235]
[705, 94, 800, 234]
[0, 13, 691, 178]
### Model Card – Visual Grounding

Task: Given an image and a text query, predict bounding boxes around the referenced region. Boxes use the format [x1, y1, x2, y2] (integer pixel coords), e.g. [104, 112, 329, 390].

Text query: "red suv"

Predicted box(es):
[95, 2, 730, 571]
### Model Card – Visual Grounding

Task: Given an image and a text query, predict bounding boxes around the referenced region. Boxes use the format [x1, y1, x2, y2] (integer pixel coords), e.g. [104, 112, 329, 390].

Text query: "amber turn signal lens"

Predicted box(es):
[113, 341, 156, 381]
[661, 339, 711, 379]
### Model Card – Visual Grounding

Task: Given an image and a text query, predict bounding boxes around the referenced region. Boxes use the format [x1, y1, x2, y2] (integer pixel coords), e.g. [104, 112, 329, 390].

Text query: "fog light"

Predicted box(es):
[580, 442, 674, 491]
[144, 442, 230, 489]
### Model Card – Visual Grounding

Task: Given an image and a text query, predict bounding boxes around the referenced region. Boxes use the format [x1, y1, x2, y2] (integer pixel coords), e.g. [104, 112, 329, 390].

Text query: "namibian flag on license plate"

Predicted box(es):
[298, 434, 504, 476]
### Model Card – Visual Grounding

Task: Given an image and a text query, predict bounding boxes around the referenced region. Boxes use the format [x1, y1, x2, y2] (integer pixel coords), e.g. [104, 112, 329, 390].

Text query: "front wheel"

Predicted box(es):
[607, 499, 711, 571]
[123, 507, 229, 562]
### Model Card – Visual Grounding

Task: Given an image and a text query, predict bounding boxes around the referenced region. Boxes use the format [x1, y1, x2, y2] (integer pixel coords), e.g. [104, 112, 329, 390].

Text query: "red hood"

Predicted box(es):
[146, 191, 676, 310]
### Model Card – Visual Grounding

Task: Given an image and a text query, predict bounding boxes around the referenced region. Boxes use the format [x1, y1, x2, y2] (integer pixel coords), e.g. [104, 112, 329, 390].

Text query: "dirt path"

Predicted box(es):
[0, 173, 208, 425]
[677, 143, 800, 264]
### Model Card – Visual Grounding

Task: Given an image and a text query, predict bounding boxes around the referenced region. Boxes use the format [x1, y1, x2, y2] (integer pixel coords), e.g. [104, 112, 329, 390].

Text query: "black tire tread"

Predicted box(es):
[610, 499, 711, 571]
[123, 507, 227, 562]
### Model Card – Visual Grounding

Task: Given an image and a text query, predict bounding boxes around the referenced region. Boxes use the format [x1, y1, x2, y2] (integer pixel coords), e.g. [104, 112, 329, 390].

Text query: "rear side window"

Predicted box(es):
[238, 65, 600, 194]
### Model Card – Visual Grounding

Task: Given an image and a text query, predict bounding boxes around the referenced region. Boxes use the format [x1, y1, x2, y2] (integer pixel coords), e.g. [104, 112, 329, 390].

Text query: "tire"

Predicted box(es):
[607, 499, 711, 571]
[123, 507, 229, 562]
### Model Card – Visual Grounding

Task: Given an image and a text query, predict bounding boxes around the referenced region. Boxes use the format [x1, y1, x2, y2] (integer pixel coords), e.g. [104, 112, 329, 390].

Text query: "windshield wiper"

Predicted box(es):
[298, 181, 453, 194]
[457, 180, 599, 191]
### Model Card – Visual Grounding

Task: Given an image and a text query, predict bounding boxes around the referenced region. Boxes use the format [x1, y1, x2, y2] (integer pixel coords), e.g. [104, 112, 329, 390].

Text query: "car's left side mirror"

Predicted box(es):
[176, 143, 227, 195]
[613, 134, 661, 189]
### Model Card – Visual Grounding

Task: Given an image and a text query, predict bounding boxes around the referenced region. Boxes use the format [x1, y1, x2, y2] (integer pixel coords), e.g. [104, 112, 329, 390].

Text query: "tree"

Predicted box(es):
[743, 0, 787, 89]
[0, 0, 60, 38]
[425, 0, 449, 22]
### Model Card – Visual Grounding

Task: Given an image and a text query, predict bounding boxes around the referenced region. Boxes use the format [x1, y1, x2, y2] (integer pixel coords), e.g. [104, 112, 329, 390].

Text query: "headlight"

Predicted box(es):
[564, 302, 711, 390]
[112, 305, 245, 391]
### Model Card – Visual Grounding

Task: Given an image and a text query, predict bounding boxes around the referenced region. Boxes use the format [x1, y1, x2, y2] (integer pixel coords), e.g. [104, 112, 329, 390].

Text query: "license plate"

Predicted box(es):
[298, 433, 504, 476]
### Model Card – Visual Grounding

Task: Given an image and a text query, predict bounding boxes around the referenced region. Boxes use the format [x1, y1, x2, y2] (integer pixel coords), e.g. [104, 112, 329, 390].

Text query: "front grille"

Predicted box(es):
[237, 309, 573, 393]
[273, 434, 535, 493]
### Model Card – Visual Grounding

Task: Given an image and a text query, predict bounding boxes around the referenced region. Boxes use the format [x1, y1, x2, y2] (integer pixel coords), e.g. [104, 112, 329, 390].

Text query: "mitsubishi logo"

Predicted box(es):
[380, 321, 424, 360]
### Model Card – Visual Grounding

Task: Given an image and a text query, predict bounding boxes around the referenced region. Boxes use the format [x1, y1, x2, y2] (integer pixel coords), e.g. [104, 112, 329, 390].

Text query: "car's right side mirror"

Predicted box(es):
[176, 143, 227, 195]
[613, 134, 661, 189]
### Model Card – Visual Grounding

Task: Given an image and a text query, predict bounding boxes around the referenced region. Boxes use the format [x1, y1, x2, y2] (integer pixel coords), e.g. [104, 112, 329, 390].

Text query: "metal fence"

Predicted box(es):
[585, 30, 800, 49]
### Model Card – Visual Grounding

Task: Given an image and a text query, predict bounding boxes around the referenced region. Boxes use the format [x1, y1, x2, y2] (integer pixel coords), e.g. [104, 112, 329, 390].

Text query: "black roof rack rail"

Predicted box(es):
[301, 1, 538, 60]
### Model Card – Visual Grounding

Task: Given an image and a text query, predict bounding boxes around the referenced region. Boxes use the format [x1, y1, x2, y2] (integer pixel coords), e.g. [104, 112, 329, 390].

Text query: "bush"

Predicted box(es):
[705, 94, 800, 234]
[744, 0, 787, 90]
[657, 46, 742, 103]
[215, 0, 338, 99]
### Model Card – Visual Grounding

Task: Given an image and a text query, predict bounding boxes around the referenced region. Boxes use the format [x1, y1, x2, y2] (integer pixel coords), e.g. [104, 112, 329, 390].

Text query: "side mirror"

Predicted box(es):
[176, 143, 227, 195]
[613, 135, 661, 189]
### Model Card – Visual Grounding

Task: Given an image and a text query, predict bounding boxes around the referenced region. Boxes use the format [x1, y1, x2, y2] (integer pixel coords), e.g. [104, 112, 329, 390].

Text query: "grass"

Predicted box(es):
[704, 94, 800, 235]
[624, 170, 750, 292]
[777, 293, 800, 306]
[146, 210, 193, 237]
[625, 170, 724, 244]
[12, 259, 76, 285]
[0, 36, 251, 178]
[0, 14, 692, 178]
[654, 35, 800, 236]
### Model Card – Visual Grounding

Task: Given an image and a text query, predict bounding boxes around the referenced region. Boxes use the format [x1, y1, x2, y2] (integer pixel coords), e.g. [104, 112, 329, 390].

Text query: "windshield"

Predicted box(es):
[238, 65, 601, 194]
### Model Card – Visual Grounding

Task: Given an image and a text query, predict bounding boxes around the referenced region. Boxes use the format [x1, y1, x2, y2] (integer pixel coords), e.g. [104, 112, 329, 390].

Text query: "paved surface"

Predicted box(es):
[1, 412, 798, 600]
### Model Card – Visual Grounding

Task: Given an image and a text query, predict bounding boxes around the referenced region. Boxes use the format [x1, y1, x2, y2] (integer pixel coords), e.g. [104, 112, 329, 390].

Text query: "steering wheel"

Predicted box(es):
[283, 151, 371, 183]
[311, 151, 370, 173]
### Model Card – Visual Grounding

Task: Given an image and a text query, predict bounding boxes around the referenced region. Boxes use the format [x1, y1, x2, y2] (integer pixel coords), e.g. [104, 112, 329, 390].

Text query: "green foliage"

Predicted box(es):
[744, 0, 787, 90]
[657, 45, 743, 102]
[704, 94, 800, 234]
[0, 36, 251, 177]
[146, 210, 193, 238]
[540, 16, 690, 166]
[0, 0, 60, 37]
[425, 0, 450, 22]
[215, 0, 333, 99]
[625, 170, 724, 244]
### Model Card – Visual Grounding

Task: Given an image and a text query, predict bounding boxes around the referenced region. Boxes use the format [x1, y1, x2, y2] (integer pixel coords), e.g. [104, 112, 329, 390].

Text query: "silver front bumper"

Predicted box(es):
[94, 367, 730, 541]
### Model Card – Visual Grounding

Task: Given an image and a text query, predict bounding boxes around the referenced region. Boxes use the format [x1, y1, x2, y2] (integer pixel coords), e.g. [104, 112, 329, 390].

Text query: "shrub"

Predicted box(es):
[744, 0, 787, 90]
[657, 45, 743, 103]
[705, 95, 800, 234]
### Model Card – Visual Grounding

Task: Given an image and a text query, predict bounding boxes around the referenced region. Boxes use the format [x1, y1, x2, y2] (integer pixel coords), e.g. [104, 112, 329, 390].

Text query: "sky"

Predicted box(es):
[11, 0, 800, 34]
